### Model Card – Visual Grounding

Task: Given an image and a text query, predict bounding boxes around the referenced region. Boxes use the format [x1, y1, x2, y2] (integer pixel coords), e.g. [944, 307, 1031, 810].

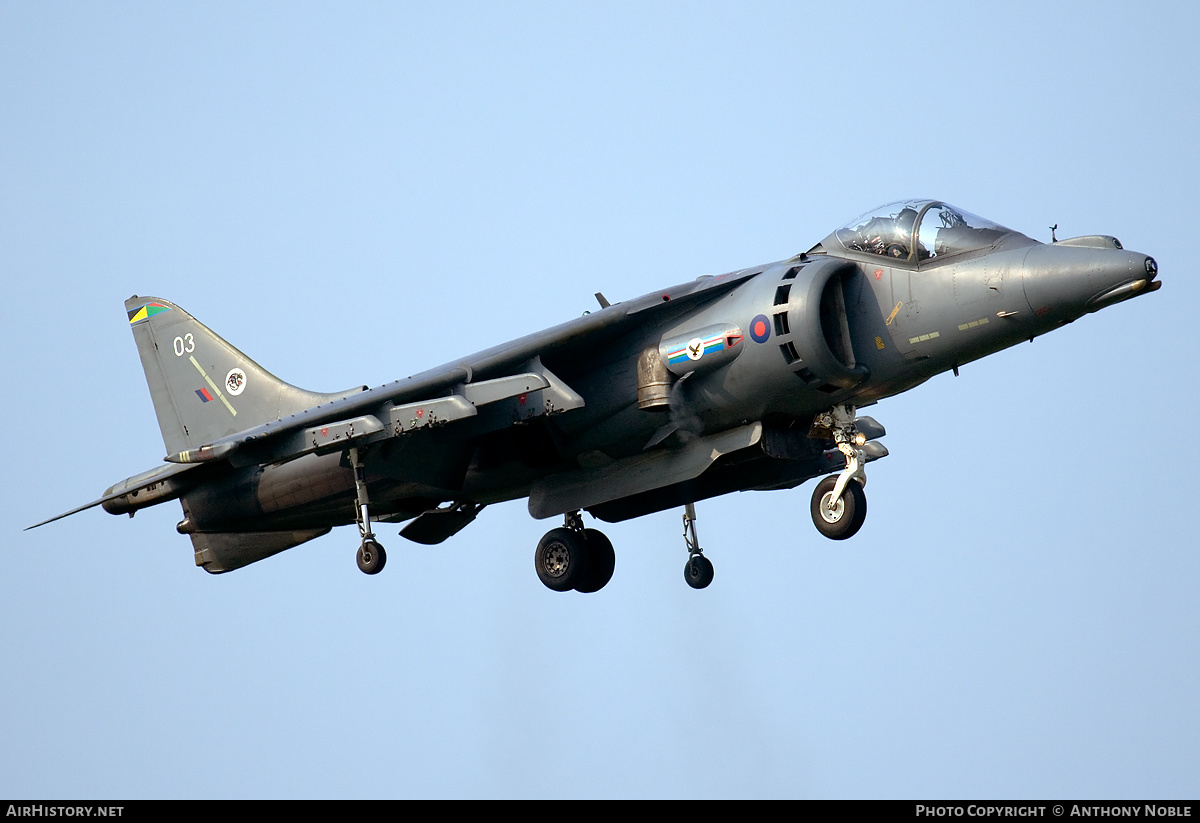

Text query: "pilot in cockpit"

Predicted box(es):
[890, 207, 918, 258]
[830, 201, 1011, 263]
[845, 207, 918, 259]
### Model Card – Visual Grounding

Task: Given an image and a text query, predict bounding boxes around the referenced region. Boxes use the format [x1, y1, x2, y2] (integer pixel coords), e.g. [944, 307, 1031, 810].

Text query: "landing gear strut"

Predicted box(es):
[809, 404, 868, 540]
[682, 502, 713, 589]
[534, 511, 615, 593]
[350, 446, 386, 574]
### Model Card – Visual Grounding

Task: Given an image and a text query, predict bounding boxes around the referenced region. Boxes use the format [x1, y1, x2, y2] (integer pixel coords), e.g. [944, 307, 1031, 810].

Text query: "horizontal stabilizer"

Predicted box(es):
[26, 461, 201, 529]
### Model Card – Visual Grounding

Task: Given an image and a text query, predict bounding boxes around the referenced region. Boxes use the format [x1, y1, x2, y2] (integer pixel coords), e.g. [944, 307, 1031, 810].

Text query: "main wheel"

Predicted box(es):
[684, 554, 714, 589]
[357, 539, 387, 574]
[535, 528, 588, 592]
[810, 475, 867, 540]
[574, 529, 615, 593]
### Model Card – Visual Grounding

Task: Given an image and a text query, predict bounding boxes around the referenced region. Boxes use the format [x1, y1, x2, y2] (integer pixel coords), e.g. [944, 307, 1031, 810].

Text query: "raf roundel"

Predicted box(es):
[749, 314, 771, 343]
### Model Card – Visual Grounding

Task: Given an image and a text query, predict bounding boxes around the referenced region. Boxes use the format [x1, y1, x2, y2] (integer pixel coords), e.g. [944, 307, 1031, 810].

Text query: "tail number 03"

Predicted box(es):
[173, 334, 195, 357]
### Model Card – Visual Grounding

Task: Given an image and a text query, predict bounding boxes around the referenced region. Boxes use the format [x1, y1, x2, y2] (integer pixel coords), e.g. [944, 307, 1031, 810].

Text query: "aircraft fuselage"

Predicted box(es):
[37, 199, 1156, 584]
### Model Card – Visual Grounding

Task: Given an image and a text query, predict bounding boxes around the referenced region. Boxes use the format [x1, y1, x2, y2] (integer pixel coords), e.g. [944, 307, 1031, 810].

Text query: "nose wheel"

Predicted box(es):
[809, 404, 870, 541]
[810, 475, 867, 540]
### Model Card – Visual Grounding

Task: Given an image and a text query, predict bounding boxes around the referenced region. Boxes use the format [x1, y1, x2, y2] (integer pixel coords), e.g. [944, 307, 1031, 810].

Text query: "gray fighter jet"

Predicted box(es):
[30, 200, 1160, 591]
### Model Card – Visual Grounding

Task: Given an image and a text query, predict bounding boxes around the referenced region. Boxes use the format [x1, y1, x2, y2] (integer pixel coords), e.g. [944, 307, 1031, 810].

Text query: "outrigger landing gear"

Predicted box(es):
[682, 502, 714, 589]
[357, 538, 386, 575]
[349, 447, 386, 575]
[809, 404, 868, 541]
[534, 511, 615, 593]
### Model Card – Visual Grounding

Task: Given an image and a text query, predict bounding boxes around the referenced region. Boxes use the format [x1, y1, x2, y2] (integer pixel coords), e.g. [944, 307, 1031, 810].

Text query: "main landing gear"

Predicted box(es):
[809, 404, 868, 541]
[350, 447, 387, 575]
[533, 506, 718, 593]
[534, 511, 616, 593]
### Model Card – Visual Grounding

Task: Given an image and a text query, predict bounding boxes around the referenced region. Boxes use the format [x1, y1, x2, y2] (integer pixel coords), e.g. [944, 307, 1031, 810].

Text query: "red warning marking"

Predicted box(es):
[874, 269, 883, 280]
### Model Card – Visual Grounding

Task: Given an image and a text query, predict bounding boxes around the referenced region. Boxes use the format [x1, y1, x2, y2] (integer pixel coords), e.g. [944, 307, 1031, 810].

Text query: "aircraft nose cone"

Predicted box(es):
[1081, 253, 1160, 310]
[1021, 245, 1159, 324]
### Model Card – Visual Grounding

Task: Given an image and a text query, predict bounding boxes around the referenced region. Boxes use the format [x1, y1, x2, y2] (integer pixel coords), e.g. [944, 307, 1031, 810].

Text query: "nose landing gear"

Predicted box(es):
[809, 404, 869, 540]
[811, 475, 867, 540]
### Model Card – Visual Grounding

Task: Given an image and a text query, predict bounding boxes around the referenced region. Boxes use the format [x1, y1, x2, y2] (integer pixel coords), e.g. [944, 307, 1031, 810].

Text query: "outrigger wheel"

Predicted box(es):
[684, 554, 714, 589]
[681, 502, 713, 589]
[357, 539, 387, 575]
[348, 445, 388, 575]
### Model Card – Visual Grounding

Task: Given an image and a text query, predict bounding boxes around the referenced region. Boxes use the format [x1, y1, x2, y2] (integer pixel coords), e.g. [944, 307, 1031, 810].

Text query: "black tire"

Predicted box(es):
[810, 475, 867, 540]
[535, 528, 588, 592]
[574, 529, 616, 593]
[684, 554, 714, 589]
[357, 539, 387, 574]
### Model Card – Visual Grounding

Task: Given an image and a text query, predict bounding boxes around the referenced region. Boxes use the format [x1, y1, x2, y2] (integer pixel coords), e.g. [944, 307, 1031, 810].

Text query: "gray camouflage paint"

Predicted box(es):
[31, 200, 1159, 574]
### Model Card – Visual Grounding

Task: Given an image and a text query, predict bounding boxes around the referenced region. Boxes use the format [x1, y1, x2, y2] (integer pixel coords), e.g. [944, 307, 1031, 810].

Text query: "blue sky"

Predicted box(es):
[3, 1, 1197, 798]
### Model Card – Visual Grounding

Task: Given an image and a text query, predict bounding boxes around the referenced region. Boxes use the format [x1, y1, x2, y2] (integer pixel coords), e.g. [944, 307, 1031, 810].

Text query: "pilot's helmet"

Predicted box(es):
[895, 207, 918, 235]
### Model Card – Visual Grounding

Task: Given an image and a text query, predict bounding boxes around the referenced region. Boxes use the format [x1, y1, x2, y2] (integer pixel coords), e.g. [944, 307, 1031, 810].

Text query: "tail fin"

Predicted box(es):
[125, 295, 358, 455]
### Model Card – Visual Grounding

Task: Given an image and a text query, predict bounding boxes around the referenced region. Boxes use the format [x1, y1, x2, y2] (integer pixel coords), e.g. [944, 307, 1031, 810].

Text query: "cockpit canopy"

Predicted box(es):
[817, 200, 1026, 264]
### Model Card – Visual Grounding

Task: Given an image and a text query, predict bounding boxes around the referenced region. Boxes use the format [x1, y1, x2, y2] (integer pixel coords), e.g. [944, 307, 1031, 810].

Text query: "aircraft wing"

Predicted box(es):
[168, 267, 764, 470]
[30, 267, 764, 533]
